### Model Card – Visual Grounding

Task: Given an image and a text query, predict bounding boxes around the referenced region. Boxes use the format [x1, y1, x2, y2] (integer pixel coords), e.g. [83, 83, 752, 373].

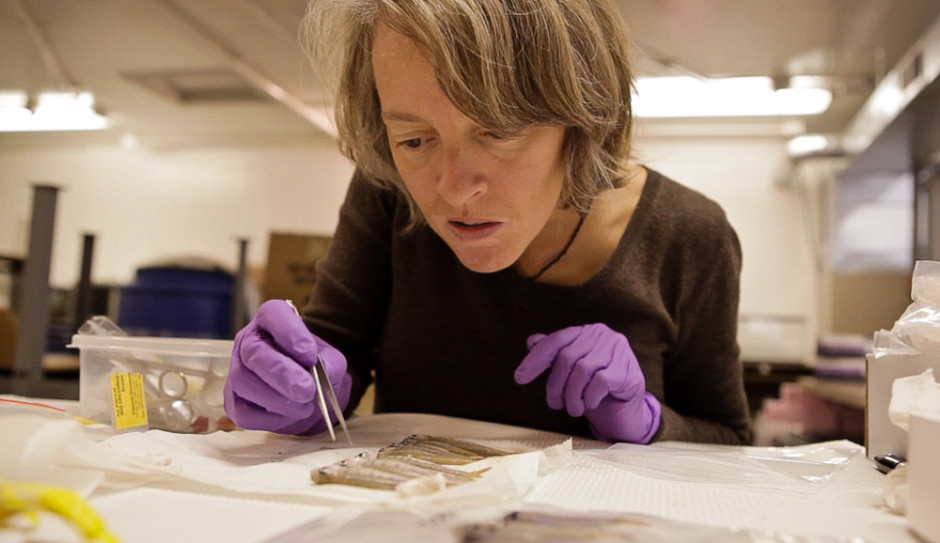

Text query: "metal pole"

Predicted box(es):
[232, 237, 249, 336]
[74, 232, 95, 329]
[13, 184, 59, 385]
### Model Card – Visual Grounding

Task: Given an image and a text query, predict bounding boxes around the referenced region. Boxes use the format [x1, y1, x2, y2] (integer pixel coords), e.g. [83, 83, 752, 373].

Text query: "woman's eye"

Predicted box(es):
[397, 137, 422, 149]
[482, 129, 522, 142]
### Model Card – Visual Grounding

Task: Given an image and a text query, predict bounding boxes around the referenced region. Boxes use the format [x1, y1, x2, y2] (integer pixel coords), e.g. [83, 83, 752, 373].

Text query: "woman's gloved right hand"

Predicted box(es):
[223, 299, 351, 435]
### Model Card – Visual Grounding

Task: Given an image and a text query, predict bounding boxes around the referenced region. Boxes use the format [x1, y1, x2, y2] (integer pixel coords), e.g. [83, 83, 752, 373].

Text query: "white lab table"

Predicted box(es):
[0, 395, 917, 542]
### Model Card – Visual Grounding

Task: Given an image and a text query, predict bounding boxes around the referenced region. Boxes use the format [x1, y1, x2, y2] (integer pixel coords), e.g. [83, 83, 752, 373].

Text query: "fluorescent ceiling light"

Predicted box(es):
[785, 133, 844, 159]
[0, 90, 28, 108]
[0, 89, 109, 132]
[787, 134, 830, 155]
[0, 90, 31, 125]
[633, 76, 833, 118]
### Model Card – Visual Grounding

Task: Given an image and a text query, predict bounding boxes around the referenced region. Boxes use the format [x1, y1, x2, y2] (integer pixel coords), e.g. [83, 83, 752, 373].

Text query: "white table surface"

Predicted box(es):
[0, 395, 917, 543]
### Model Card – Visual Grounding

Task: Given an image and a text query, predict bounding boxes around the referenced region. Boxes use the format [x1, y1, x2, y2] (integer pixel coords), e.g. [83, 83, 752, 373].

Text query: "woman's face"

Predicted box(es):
[372, 24, 567, 274]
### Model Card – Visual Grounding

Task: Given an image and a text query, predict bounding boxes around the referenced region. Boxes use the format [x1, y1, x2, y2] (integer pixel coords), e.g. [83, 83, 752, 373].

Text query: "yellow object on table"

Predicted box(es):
[1, 480, 119, 542]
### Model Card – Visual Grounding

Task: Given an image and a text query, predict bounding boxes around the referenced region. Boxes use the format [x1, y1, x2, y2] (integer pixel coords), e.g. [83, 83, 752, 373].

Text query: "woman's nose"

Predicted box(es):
[436, 146, 486, 206]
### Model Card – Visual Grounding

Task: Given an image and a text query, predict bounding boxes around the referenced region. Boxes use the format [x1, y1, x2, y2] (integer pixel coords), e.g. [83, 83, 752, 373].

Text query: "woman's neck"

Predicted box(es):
[520, 166, 648, 285]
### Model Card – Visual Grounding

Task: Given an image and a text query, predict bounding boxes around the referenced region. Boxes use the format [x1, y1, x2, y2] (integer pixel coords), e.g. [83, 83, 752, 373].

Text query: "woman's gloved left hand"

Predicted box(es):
[514, 323, 661, 443]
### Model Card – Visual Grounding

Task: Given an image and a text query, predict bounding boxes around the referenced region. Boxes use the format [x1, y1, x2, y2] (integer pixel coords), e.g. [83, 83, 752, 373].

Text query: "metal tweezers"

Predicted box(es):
[285, 300, 353, 445]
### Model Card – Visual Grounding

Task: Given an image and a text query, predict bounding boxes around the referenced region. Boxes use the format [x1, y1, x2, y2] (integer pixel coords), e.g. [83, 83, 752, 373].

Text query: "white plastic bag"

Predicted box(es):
[875, 261, 940, 355]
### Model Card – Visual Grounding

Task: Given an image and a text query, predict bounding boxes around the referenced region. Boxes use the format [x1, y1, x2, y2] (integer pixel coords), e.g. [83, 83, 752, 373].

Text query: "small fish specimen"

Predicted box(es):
[311, 435, 511, 491]
[377, 434, 511, 465]
[458, 510, 755, 542]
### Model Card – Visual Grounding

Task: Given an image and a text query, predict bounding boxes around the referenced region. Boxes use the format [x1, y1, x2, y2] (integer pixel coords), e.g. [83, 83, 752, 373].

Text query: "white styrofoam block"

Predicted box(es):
[909, 412, 940, 543]
[738, 314, 812, 365]
[865, 353, 940, 460]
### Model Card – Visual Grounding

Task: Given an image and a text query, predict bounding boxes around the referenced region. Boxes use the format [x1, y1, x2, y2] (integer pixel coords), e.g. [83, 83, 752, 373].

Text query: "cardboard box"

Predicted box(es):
[0, 308, 15, 371]
[865, 352, 940, 460]
[262, 232, 332, 307]
[908, 412, 940, 543]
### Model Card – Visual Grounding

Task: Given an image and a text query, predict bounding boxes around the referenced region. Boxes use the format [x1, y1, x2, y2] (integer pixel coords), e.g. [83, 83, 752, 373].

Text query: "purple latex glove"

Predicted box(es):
[223, 299, 351, 435]
[514, 323, 661, 443]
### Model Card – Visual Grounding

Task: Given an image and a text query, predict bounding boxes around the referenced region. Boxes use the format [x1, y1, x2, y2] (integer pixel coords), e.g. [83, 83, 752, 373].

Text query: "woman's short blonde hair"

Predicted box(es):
[302, 0, 635, 225]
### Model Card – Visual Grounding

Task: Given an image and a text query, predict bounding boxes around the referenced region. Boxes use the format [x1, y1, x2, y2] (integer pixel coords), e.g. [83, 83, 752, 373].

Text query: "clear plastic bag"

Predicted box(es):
[874, 260, 940, 356]
[587, 440, 857, 494]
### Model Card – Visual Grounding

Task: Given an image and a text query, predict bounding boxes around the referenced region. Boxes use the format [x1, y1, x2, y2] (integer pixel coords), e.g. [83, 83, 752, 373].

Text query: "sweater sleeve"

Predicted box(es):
[653, 195, 752, 444]
[301, 171, 400, 413]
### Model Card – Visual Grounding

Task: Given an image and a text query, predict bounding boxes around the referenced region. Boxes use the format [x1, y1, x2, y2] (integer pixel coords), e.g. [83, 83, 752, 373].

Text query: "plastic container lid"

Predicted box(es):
[68, 334, 233, 358]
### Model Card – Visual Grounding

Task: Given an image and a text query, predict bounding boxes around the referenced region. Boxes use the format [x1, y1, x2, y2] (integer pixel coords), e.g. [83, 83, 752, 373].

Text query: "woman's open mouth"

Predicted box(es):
[447, 219, 502, 242]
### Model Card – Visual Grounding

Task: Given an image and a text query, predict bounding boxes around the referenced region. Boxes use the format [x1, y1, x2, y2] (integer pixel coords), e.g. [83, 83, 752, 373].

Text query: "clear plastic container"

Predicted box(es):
[68, 334, 234, 433]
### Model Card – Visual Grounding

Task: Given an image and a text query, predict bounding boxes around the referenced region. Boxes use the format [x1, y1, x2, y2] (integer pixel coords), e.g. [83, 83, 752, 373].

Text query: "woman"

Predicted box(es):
[223, 0, 752, 444]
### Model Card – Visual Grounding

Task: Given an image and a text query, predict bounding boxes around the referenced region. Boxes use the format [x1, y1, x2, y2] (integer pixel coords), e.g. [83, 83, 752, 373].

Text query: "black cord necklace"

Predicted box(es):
[527, 213, 586, 282]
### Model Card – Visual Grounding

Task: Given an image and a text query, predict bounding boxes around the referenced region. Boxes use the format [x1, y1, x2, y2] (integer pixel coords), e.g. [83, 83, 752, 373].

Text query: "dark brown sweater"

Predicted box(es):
[303, 168, 752, 444]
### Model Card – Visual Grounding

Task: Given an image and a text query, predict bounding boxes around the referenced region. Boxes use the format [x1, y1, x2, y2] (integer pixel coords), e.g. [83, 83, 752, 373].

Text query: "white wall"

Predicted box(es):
[1, 134, 817, 336]
[0, 143, 355, 286]
[634, 135, 816, 320]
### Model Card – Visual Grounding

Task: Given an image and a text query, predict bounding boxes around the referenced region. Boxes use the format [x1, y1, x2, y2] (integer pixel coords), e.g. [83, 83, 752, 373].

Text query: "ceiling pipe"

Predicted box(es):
[10, 0, 78, 90]
[234, 0, 299, 45]
[149, 0, 337, 137]
[842, 15, 940, 158]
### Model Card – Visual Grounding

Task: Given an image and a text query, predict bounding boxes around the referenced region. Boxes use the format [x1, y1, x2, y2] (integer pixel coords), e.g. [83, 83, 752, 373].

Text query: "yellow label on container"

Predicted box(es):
[109, 372, 148, 429]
